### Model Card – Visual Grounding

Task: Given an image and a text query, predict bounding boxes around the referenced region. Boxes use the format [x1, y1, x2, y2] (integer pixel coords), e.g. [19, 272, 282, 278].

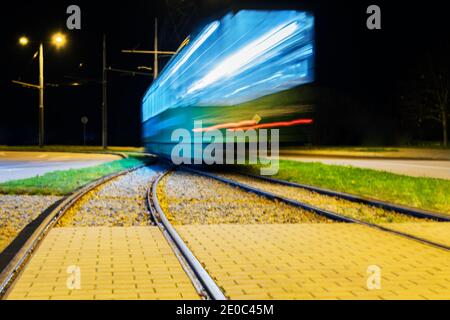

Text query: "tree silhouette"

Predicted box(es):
[400, 44, 449, 147]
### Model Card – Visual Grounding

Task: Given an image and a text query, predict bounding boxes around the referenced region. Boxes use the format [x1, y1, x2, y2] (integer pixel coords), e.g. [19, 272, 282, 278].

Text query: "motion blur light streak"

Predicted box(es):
[227, 118, 314, 131]
[186, 21, 299, 94]
[192, 119, 259, 133]
[193, 118, 314, 133]
[142, 10, 315, 122]
[142, 10, 315, 160]
[158, 21, 221, 88]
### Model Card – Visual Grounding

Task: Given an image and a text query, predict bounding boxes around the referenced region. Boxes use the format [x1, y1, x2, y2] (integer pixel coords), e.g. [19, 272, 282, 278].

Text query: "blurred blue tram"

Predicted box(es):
[142, 10, 315, 160]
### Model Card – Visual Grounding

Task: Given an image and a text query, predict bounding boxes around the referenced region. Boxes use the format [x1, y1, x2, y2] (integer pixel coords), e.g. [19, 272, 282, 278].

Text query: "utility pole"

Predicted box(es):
[154, 18, 159, 80]
[121, 18, 190, 79]
[38, 43, 44, 148]
[102, 34, 108, 149]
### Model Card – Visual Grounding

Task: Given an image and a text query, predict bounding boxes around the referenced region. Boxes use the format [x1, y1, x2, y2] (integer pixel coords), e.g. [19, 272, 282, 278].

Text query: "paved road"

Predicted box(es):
[281, 155, 450, 180]
[0, 152, 121, 183]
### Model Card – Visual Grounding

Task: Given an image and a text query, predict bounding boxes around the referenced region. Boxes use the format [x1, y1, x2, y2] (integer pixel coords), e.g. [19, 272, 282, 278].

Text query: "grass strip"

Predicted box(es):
[244, 160, 450, 214]
[0, 157, 147, 196]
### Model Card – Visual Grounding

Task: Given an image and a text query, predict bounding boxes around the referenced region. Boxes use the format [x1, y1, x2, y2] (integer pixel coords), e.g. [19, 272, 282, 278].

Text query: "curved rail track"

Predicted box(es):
[0, 164, 146, 297]
[0, 163, 226, 300]
[244, 173, 450, 222]
[2, 159, 447, 300]
[147, 170, 226, 300]
[181, 166, 450, 251]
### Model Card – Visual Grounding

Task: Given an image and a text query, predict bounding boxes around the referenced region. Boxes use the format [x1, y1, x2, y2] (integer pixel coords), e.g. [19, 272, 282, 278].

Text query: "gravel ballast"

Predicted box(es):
[0, 195, 60, 252]
[216, 173, 429, 224]
[157, 171, 332, 225]
[57, 167, 155, 227]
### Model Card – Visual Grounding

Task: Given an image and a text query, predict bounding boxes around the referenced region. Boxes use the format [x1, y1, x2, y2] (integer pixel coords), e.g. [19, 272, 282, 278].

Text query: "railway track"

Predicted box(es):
[244, 173, 450, 222]
[0, 163, 146, 298]
[0, 164, 226, 300]
[2, 160, 447, 300]
[147, 170, 226, 300]
[181, 166, 450, 251]
[155, 167, 450, 300]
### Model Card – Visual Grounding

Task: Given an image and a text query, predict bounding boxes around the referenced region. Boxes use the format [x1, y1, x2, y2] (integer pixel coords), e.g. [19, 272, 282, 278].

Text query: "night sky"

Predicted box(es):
[1, 0, 449, 146]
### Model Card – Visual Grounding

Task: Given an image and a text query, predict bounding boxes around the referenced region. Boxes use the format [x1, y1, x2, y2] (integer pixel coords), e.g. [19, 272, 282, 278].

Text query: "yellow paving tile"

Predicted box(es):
[176, 224, 450, 300]
[6, 227, 199, 300]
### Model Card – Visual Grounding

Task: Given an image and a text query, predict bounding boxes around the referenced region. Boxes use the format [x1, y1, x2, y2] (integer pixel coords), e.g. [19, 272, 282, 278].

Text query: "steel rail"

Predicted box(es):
[0, 163, 148, 299]
[244, 173, 450, 222]
[182, 167, 354, 223]
[182, 167, 450, 252]
[148, 169, 227, 300]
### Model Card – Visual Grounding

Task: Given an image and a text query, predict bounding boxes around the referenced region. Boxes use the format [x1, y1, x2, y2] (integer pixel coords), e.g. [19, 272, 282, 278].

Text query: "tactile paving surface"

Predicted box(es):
[176, 224, 450, 300]
[7, 227, 199, 300]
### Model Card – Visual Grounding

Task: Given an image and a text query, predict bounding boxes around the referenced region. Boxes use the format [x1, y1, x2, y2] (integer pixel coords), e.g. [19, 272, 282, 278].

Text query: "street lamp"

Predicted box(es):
[19, 36, 29, 46]
[51, 33, 67, 49]
[17, 33, 67, 148]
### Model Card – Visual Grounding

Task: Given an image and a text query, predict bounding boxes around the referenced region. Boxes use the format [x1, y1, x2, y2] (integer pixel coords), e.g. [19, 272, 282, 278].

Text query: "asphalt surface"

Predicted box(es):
[281, 155, 450, 180]
[0, 152, 121, 183]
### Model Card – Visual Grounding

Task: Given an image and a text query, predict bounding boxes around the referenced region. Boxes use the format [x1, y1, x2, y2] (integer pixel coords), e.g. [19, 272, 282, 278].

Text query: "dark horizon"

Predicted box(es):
[1, 0, 449, 147]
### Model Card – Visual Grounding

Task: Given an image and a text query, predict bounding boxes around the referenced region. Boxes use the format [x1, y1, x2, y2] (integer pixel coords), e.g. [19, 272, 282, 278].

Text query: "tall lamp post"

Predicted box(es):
[17, 33, 67, 148]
